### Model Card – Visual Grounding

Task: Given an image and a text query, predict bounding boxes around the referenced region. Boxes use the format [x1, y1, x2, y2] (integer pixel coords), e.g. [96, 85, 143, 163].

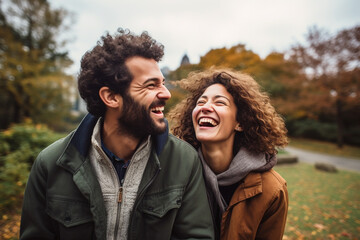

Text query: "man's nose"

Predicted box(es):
[157, 84, 171, 100]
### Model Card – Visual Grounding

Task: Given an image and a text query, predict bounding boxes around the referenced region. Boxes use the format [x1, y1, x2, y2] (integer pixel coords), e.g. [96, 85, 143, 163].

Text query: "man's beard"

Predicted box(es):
[117, 93, 167, 139]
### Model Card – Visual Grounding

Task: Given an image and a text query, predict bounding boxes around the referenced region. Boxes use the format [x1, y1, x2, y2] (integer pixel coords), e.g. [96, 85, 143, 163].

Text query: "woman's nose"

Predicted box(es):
[199, 103, 214, 113]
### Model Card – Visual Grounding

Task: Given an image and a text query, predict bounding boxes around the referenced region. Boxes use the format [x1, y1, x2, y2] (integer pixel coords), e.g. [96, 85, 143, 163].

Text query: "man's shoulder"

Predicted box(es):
[166, 133, 198, 155]
[157, 133, 199, 168]
[36, 131, 74, 164]
[154, 134, 202, 187]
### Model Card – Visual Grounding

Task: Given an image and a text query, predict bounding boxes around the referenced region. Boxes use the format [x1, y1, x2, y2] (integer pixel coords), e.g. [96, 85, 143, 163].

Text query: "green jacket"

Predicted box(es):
[20, 114, 214, 240]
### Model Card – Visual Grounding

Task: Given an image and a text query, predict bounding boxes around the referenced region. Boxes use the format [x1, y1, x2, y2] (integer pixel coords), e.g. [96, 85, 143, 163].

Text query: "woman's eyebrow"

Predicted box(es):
[199, 95, 230, 101]
[214, 95, 230, 101]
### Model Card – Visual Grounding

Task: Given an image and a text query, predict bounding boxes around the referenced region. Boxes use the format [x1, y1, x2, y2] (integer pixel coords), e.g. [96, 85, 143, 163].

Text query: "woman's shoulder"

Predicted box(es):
[260, 169, 287, 194]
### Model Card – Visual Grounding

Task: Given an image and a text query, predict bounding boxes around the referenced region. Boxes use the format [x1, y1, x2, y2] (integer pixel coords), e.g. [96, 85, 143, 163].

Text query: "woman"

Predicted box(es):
[169, 68, 289, 240]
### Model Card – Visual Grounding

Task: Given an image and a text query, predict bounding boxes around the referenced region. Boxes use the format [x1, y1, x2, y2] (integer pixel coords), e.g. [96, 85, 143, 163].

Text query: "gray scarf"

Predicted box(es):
[199, 148, 277, 213]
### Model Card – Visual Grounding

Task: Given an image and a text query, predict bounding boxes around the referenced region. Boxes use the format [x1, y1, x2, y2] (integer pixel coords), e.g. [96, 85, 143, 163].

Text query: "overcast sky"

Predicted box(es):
[51, 0, 359, 75]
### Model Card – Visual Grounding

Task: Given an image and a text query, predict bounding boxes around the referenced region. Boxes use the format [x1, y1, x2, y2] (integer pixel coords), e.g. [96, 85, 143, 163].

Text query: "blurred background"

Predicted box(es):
[0, 0, 359, 239]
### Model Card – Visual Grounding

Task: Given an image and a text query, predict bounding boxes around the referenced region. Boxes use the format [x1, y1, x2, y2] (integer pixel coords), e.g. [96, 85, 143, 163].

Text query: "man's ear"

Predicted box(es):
[99, 87, 122, 108]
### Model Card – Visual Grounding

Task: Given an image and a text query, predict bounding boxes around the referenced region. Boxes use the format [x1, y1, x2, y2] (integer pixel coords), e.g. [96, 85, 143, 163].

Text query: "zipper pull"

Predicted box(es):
[118, 187, 123, 203]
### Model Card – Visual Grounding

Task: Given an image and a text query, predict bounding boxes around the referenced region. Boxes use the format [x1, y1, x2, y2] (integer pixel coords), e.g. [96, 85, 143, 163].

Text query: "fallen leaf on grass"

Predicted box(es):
[301, 205, 310, 211]
[288, 226, 296, 232]
[295, 230, 305, 240]
[314, 223, 327, 231]
[327, 234, 336, 240]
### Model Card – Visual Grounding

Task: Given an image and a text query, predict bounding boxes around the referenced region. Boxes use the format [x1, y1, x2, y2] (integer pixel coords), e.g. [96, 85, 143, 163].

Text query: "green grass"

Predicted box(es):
[288, 138, 360, 160]
[275, 163, 360, 240]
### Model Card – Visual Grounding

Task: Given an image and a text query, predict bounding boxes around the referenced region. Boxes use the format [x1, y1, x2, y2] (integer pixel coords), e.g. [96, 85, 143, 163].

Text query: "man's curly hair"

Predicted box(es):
[168, 68, 288, 155]
[78, 28, 164, 117]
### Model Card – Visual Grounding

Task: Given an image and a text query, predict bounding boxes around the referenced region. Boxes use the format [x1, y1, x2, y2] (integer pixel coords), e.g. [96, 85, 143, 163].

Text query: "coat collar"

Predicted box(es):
[228, 172, 263, 207]
[57, 113, 169, 173]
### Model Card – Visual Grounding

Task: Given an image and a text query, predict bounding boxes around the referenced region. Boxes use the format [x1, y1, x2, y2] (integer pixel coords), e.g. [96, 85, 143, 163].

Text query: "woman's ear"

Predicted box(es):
[99, 87, 122, 108]
[235, 123, 243, 132]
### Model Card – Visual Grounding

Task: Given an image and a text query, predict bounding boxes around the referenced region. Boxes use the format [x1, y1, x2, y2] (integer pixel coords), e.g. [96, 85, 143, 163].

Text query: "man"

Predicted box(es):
[20, 28, 214, 240]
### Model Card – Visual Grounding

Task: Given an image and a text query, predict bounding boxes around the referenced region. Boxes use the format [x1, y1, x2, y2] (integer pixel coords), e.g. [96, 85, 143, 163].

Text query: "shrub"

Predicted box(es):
[286, 119, 337, 142]
[286, 119, 360, 146]
[0, 121, 64, 209]
[344, 126, 360, 146]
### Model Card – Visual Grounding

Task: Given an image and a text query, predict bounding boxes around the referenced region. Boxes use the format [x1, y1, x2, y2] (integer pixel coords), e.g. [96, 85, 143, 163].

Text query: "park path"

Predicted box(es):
[285, 146, 360, 173]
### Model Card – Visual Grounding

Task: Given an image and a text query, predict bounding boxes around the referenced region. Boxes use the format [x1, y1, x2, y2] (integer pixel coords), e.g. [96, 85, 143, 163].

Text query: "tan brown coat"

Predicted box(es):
[221, 169, 288, 240]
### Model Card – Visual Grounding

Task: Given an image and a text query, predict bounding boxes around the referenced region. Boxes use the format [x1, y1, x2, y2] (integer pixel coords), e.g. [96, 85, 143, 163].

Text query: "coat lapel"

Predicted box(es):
[56, 114, 107, 239]
[73, 159, 107, 240]
[229, 172, 263, 206]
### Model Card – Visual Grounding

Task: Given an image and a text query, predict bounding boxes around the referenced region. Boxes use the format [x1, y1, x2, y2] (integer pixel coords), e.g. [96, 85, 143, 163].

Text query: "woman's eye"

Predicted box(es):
[216, 101, 226, 105]
[197, 100, 205, 105]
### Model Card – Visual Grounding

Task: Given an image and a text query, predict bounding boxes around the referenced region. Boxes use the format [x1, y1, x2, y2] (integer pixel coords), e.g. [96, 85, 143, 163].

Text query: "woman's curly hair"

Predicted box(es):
[168, 68, 288, 155]
[78, 28, 164, 117]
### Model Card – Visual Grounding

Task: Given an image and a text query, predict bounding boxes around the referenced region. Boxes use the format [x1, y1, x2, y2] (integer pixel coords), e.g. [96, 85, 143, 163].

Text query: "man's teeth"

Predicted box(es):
[199, 118, 218, 126]
[151, 106, 164, 112]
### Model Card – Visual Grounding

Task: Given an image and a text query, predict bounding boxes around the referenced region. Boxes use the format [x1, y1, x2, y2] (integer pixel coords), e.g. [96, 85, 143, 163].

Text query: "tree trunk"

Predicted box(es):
[8, 84, 24, 124]
[336, 98, 344, 148]
[11, 101, 21, 124]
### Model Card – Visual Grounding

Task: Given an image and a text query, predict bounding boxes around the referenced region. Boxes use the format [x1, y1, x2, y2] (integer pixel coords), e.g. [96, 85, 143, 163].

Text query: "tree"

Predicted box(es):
[168, 44, 299, 117]
[0, 0, 74, 130]
[289, 25, 360, 147]
[199, 44, 262, 74]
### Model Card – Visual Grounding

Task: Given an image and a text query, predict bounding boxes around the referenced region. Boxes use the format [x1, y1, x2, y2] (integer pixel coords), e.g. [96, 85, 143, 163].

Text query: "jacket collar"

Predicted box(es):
[58, 113, 169, 173]
[228, 172, 263, 207]
[154, 118, 169, 156]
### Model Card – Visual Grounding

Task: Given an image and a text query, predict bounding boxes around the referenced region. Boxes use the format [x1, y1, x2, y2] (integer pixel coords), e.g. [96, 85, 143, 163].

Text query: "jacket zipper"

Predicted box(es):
[114, 178, 124, 238]
[118, 186, 123, 203]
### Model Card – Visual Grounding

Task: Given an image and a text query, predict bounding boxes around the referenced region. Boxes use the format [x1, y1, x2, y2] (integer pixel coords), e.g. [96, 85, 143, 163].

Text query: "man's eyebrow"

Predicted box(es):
[143, 77, 165, 84]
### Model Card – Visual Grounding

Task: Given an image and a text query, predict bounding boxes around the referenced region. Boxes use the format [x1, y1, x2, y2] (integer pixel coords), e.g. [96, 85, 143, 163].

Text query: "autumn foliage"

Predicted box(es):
[0, 0, 75, 131]
[168, 25, 360, 147]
